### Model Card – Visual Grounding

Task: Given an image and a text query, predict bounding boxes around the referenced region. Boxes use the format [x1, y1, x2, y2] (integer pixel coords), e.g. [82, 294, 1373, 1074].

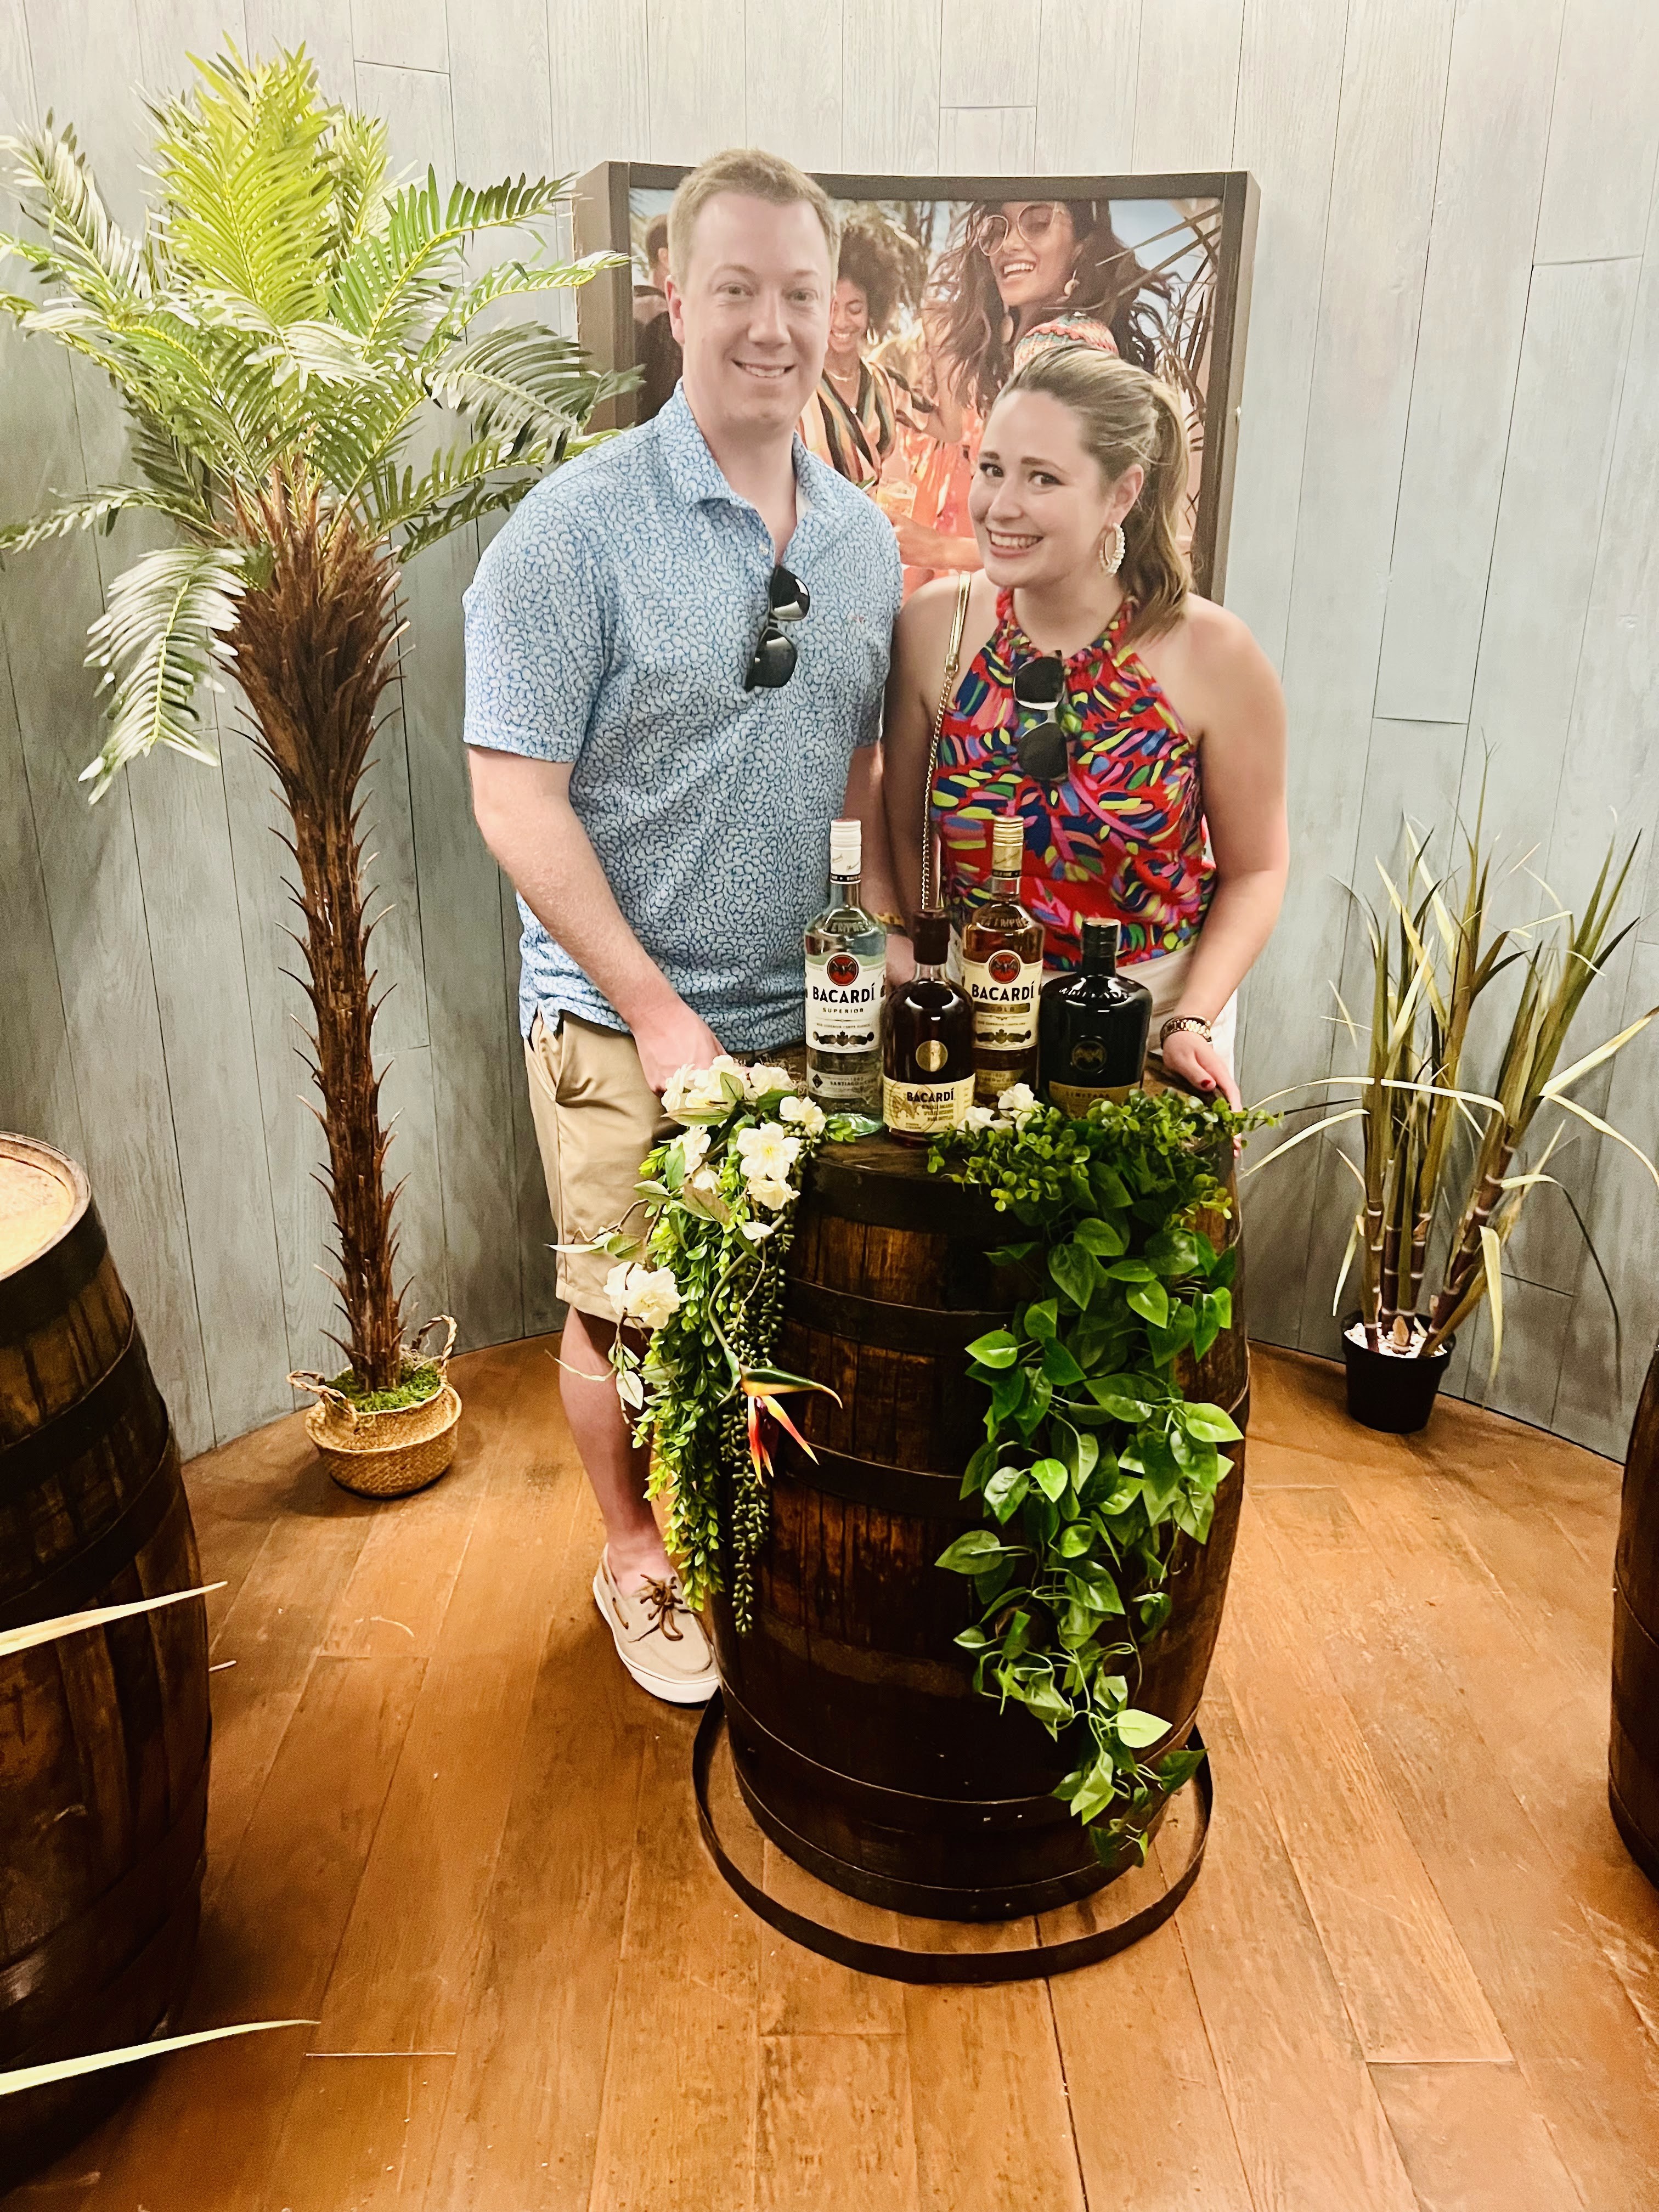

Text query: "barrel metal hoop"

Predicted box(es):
[0, 1423, 185, 1632]
[775, 1437, 986, 1522]
[722, 1676, 1198, 1828]
[783, 1277, 1008, 1355]
[804, 1150, 1005, 1235]
[0, 1323, 157, 1501]
[0, 1199, 106, 1341]
[0, 1756, 210, 2045]
[694, 1692, 1214, 1984]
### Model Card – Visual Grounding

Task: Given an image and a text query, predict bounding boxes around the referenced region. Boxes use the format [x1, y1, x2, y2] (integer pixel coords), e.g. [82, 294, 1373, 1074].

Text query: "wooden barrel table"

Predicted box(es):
[1612, 1335, 1659, 1885]
[0, 1136, 211, 2179]
[707, 1128, 1247, 1928]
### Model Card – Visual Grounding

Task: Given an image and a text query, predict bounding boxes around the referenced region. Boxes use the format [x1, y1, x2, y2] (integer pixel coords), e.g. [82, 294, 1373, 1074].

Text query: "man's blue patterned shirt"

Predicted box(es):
[462, 382, 902, 1051]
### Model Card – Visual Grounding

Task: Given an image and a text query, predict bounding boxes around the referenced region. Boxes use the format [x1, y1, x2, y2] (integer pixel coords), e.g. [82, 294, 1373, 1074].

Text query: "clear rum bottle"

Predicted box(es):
[804, 817, 885, 1113]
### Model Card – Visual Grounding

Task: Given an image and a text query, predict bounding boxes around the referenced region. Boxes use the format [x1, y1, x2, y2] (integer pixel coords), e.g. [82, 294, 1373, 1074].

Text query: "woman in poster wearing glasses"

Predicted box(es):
[895, 199, 1175, 581]
[882, 339, 1287, 1105]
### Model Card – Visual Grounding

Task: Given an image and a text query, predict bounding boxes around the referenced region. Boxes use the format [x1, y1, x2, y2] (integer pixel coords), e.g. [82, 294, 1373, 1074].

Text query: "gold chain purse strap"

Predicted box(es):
[919, 570, 973, 915]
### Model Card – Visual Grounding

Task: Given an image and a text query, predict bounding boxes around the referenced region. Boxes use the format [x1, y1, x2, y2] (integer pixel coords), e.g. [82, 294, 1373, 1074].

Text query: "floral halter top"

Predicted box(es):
[930, 590, 1214, 969]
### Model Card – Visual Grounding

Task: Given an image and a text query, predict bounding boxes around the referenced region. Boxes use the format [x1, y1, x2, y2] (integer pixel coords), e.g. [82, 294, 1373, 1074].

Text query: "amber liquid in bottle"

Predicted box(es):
[1039, 918, 1153, 1115]
[961, 815, 1044, 1106]
[883, 910, 975, 1144]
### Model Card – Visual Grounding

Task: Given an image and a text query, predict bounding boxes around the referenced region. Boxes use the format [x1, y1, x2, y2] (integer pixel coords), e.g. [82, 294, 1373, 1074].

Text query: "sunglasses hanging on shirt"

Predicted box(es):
[744, 563, 811, 691]
[1012, 653, 1072, 784]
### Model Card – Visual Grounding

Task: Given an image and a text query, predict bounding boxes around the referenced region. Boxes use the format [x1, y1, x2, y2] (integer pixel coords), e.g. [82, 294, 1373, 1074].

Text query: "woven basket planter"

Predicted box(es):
[290, 1318, 462, 1499]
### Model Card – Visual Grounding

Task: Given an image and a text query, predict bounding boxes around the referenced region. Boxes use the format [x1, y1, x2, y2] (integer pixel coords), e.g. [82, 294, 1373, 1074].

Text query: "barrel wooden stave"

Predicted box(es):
[0, 1136, 210, 2177]
[1611, 1340, 1659, 1885]
[711, 1132, 1246, 1920]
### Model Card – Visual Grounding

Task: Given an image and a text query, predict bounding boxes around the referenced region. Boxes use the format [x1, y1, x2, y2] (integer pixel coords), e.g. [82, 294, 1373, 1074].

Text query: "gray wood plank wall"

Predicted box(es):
[3, 0, 1658, 1460]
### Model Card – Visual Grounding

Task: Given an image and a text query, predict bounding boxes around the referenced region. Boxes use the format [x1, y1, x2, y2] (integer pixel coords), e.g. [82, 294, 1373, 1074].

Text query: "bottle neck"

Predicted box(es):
[915, 958, 945, 982]
[1082, 939, 1118, 977]
[990, 869, 1020, 900]
[830, 871, 864, 905]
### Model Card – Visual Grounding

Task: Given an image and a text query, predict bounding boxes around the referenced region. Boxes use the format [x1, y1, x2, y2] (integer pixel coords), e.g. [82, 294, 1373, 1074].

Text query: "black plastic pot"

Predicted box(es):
[1340, 1311, 1455, 1435]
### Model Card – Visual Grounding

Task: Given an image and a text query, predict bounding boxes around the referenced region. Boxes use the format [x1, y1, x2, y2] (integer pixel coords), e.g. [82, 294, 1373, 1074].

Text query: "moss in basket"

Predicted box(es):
[325, 1361, 444, 1414]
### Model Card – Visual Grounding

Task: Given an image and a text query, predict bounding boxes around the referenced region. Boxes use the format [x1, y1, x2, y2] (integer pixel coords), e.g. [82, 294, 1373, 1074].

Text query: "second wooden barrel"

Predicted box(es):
[709, 1130, 1247, 1921]
[0, 1135, 211, 2179]
[1612, 1334, 1659, 1886]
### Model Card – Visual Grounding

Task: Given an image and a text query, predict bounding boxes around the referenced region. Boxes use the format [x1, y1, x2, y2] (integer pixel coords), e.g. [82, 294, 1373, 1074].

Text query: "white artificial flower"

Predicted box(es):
[997, 1083, 1037, 1114]
[744, 1062, 792, 1099]
[627, 1265, 683, 1331]
[740, 1219, 776, 1241]
[735, 1121, 803, 1187]
[663, 1054, 747, 1122]
[963, 1104, 995, 1132]
[689, 1165, 720, 1197]
[605, 1261, 634, 1319]
[675, 1126, 712, 1173]
[778, 1094, 827, 1137]
[748, 1175, 796, 1211]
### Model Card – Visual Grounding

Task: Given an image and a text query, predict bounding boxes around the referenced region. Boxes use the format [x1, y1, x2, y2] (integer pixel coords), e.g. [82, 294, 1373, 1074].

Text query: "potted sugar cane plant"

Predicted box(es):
[0, 49, 629, 1494]
[1255, 818, 1658, 1433]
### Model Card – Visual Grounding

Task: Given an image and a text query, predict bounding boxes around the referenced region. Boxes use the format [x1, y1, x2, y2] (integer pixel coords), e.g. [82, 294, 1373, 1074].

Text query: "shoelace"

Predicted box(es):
[639, 1575, 686, 1643]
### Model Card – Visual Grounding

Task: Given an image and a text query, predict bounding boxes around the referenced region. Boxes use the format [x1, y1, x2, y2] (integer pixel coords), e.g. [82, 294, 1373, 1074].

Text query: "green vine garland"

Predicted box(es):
[930, 1085, 1266, 1857]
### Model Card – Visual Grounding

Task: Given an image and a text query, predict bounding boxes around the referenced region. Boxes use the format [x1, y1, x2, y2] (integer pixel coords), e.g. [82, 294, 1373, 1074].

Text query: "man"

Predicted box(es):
[633, 213, 681, 418]
[464, 149, 902, 1704]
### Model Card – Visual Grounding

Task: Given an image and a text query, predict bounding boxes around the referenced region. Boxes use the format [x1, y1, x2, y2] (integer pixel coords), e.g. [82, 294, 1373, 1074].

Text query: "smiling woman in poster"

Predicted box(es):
[895, 199, 1176, 581]
[883, 341, 1287, 1106]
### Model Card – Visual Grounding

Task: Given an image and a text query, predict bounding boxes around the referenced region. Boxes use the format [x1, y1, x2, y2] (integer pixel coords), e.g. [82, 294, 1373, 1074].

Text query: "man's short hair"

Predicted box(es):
[645, 214, 669, 263]
[667, 148, 840, 282]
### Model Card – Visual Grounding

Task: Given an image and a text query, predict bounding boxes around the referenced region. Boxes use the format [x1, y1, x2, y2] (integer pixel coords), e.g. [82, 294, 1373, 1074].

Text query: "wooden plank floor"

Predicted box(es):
[9, 1339, 1659, 2212]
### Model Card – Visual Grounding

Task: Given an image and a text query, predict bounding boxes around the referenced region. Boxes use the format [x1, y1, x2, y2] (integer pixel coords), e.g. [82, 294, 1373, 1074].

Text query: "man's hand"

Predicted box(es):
[632, 997, 726, 1094]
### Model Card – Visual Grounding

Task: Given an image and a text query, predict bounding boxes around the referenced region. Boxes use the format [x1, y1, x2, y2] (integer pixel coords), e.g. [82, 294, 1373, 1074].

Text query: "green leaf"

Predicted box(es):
[987, 1239, 1038, 1263]
[935, 1529, 1012, 1573]
[1041, 1336, 1085, 1386]
[1105, 1260, 1157, 1283]
[1024, 1298, 1059, 1343]
[984, 1463, 1030, 1521]
[1115, 1708, 1171, 1750]
[1030, 1457, 1069, 1503]
[1181, 1403, 1243, 1443]
[959, 1441, 998, 1497]
[967, 1328, 1022, 1370]
[1048, 1239, 1101, 1309]
[1073, 1215, 1127, 1257]
[990, 1367, 1028, 1424]
[80, 545, 245, 799]
[1154, 1746, 1207, 1794]
[1126, 1278, 1170, 1328]
[1056, 1521, 1095, 1558]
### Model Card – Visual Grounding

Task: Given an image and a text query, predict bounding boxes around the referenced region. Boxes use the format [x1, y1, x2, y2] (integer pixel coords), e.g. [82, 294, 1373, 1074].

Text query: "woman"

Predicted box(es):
[883, 343, 1286, 1104]
[896, 199, 1173, 580]
[801, 221, 910, 497]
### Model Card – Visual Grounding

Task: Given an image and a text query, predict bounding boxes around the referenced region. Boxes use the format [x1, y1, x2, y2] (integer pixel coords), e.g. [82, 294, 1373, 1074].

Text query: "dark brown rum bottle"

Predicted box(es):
[1039, 919, 1152, 1115]
[961, 815, 1043, 1106]
[883, 910, 974, 1145]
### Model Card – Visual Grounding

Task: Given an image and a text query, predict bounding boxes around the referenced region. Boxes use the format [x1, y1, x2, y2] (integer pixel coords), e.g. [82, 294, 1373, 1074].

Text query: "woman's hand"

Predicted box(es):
[1160, 1026, 1240, 1109]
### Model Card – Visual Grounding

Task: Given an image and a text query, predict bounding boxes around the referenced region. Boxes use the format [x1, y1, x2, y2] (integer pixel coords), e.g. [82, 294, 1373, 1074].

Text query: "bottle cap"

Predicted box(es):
[991, 816, 1024, 877]
[830, 818, 861, 878]
[1082, 918, 1120, 965]
[912, 909, 950, 964]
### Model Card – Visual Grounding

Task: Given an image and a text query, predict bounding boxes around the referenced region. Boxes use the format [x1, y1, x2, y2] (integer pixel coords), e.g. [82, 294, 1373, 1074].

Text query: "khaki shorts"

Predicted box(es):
[524, 1012, 675, 1319]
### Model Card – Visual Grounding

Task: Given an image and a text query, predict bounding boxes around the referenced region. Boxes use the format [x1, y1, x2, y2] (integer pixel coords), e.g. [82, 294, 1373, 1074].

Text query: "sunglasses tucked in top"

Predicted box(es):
[1012, 653, 1071, 783]
[744, 564, 811, 690]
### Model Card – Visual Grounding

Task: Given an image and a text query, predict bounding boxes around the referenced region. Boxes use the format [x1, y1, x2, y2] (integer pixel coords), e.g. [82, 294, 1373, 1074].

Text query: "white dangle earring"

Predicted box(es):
[1099, 523, 1126, 576]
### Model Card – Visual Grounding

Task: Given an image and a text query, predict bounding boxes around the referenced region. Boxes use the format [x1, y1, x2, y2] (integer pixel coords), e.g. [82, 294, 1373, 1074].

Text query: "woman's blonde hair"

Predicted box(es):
[998, 345, 1190, 641]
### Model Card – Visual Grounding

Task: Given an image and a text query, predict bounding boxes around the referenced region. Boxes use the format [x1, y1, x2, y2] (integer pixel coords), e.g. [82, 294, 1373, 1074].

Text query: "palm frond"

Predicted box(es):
[148, 47, 334, 327]
[322, 106, 390, 271]
[426, 321, 629, 444]
[329, 167, 573, 351]
[81, 545, 246, 799]
[2, 119, 149, 311]
[0, 483, 195, 556]
[419, 246, 625, 356]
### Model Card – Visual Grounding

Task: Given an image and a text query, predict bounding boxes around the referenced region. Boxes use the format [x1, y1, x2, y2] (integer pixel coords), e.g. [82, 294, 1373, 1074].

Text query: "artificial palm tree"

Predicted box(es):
[0, 48, 629, 1392]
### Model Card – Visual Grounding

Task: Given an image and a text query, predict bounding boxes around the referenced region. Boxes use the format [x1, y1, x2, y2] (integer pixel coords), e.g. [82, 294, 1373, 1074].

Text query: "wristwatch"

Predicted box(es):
[1160, 1014, 1214, 1047]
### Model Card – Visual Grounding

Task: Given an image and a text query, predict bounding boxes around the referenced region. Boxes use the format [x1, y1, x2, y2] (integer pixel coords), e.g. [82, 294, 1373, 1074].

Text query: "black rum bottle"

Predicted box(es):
[961, 814, 1043, 1105]
[883, 909, 975, 1145]
[1039, 919, 1152, 1115]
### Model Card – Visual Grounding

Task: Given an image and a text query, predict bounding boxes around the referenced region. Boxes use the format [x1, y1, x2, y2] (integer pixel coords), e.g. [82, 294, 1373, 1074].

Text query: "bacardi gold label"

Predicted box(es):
[962, 949, 1041, 1050]
[882, 1074, 974, 1136]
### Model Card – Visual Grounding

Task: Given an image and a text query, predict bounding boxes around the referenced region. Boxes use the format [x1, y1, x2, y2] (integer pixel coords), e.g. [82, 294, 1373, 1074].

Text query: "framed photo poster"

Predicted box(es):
[571, 164, 1257, 601]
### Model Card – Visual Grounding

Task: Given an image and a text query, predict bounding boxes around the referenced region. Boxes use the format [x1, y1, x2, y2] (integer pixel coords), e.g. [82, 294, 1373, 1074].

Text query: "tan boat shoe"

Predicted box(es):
[592, 1549, 719, 1705]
